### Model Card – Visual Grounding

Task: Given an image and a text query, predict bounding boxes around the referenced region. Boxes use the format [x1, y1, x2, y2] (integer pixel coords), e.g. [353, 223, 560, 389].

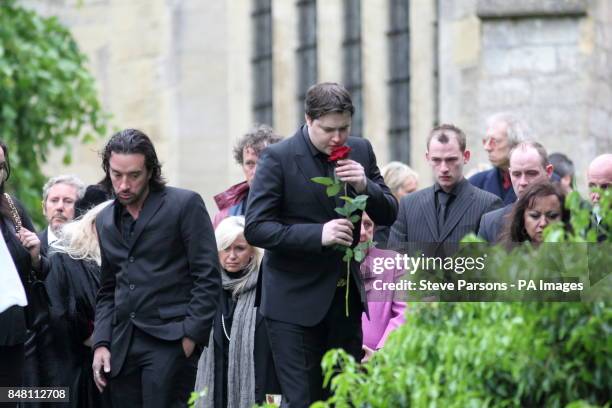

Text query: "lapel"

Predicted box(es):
[419, 188, 439, 240]
[128, 188, 166, 251]
[439, 181, 474, 242]
[502, 188, 517, 205]
[40, 229, 49, 255]
[103, 201, 128, 250]
[293, 127, 337, 219]
[484, 168, 502, 197]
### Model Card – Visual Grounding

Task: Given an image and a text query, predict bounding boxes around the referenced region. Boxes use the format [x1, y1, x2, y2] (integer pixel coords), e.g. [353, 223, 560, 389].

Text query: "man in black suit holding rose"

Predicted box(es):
[245, 82, 397, 407]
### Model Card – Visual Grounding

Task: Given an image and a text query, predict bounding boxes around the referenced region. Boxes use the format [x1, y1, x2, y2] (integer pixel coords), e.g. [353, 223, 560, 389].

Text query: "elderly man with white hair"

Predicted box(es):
[39, 174, 86, 256]
[469, 112, 531, 205]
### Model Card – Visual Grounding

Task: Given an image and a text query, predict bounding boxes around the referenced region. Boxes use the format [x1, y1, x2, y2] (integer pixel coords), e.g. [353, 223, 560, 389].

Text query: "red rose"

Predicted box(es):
[328, 145, 352, 162]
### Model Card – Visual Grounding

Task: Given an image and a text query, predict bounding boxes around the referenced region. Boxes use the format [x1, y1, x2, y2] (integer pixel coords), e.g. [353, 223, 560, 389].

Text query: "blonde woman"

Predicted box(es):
[195, 216, 280, 408]
[381, 161, 419, 202]
[378, 161, 419, 244]
[42, 201, 112, 408]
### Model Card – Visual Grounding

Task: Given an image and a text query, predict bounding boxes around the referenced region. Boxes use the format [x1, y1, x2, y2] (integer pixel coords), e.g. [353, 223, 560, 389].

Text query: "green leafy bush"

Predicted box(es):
[314, 302, 610, 408]
[0, 0, 108, 226]
[314, 191, 611, 408]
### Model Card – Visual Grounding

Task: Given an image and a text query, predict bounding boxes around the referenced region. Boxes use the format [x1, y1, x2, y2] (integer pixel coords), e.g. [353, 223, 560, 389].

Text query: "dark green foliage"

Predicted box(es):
[0, 0, 108, 226]
[315, 302, 610, 408]
[314, 191, 611, 407]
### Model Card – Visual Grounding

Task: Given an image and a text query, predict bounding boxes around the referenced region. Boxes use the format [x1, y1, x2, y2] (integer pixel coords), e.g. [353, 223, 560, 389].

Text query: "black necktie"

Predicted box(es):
[318, 154, 334, 179]
[437, 191, 451, 235]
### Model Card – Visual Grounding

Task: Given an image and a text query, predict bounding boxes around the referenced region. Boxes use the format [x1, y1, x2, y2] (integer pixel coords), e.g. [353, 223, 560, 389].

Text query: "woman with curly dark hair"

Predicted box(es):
[500, 181, 570, 246]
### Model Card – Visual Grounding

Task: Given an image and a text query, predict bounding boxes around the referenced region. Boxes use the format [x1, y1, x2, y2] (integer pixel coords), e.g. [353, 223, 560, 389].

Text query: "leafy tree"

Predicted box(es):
[0, 0, 108, 226]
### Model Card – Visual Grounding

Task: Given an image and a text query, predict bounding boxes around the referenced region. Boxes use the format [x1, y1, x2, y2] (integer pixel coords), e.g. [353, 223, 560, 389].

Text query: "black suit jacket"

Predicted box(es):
[478, 204, 514, 243]
[0, 197, 36, 346]
[388, 180, 502, 256]
[93, 186, 221, 376]
[244, 126, 397, 326]
[37, 228, 52, 279]
[38, 228, 49, 257]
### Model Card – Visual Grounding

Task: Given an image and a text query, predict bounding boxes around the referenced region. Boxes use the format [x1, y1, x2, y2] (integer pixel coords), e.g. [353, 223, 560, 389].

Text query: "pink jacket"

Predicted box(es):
[360, 248, 406, 350]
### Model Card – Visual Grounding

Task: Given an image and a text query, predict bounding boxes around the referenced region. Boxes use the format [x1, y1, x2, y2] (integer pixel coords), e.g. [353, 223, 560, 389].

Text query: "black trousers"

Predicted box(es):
[22, 330, 42, 408]
[0, 343, 24, 408]
[265, 281, 363, 408]
[109, 327, 200, 408]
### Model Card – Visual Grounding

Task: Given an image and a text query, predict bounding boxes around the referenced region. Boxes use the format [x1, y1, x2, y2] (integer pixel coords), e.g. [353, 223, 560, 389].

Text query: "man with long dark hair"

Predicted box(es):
[91, 129, 221, 407]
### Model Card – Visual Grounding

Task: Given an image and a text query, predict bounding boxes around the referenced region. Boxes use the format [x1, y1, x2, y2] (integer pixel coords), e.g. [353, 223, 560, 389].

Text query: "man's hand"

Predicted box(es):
[92, 346, 111, 392]
[361, 345, 375, 363]
[182, 337, 196, 358]
[322, 219, 354, 247]
[335, 159, 367, 194]
[17, 228, 41, 268]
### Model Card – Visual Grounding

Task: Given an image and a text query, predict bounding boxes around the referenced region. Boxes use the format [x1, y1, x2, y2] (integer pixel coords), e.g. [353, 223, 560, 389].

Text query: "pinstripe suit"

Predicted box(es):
[388, 179, 501, 257]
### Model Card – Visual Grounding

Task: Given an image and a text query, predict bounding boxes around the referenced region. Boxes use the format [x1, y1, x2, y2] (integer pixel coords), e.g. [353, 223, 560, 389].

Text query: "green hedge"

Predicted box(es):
[314, 302, 610, 408]
[313, 191, 611, 408]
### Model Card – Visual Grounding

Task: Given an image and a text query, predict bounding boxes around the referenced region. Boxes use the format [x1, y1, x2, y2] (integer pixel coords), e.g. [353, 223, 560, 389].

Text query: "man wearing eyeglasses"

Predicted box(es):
[468, 112, 531, 205]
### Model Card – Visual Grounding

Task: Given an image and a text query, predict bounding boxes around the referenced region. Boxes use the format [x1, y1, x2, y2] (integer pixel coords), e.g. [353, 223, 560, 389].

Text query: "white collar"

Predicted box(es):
[47, 226, 59, 245]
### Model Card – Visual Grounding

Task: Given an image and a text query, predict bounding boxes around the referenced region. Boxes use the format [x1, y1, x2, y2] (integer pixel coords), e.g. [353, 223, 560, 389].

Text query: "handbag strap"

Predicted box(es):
[3, 193, 37, 281]
[4, 192, 22, 233]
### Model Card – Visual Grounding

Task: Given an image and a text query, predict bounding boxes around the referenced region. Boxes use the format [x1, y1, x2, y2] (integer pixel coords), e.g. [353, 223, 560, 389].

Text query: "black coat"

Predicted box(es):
[478, 203, 514, 243]
[41, 253, 110, 407]
[211, 287, 280, 408]
[0, 196, 36, 346]
[93, 186, 221, 377]
[38, 228, 49, 257]
[388, 180, 502, 257]
[244, 127, 398, 326]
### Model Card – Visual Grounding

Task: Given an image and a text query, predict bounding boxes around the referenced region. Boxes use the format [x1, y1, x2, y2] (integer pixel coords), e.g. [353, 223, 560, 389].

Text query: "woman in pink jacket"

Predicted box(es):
[359, 212, 406, 361]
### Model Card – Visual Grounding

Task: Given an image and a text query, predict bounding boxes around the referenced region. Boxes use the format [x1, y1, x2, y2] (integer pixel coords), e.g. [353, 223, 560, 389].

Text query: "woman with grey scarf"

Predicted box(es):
[194, 216, 281, 408]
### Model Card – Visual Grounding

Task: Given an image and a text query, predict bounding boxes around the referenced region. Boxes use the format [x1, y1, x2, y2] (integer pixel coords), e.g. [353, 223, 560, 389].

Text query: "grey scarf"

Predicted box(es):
[195, 267, 259, 408]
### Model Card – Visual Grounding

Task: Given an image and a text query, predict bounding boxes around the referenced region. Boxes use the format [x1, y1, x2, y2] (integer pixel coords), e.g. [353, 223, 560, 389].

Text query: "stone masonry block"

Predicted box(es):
[482, 18, 579, 49]
[555, 45, 584, 73]
[531, 74, 586, 107]
[477, 77, 532, 108]
[592, 81, 611, 108]
[438, 0, 479, 21]
[477, 0, 587, 19]
[588, 107, 610, 136]
[453, 17, 481, 66]
[536, 106, 582, 134]
[482, 46, 556, 77]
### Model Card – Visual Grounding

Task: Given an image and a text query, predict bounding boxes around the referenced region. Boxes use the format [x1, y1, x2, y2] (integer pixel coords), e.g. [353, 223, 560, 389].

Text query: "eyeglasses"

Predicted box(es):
[482, 137, 499, 147]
